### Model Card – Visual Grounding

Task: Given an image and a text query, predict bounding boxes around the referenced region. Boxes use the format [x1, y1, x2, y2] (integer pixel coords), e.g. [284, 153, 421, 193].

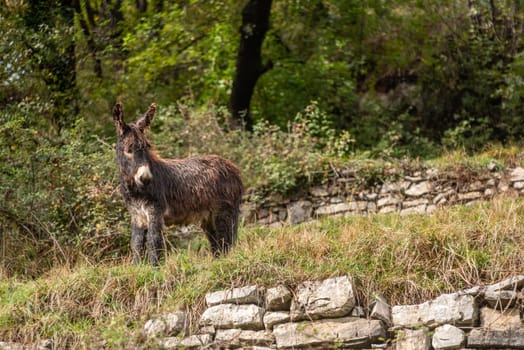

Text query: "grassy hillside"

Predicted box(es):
[1, 197, 523, 348]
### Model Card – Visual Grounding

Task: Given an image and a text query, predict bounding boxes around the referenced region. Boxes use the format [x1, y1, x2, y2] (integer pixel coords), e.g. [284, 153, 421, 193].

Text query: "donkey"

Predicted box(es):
[112, 101, 244, 265]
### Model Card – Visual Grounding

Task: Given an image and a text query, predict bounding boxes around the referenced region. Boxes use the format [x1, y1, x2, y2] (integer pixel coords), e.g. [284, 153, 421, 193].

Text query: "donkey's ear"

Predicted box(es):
[113, 101, 126, 135]
[136, 103, 156, 132]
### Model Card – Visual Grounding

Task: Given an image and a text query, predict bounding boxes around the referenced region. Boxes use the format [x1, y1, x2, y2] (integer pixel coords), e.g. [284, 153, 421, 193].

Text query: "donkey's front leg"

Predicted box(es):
[131, 224, 146, 264]
[146, 212, 165, 266]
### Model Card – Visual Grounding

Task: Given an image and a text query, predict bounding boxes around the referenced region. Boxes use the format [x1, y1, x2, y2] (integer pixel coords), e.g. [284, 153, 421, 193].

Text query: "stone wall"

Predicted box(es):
[145, 275, 524, 349]
[135, 165, 524, 349]
[242, 166, 524, 226]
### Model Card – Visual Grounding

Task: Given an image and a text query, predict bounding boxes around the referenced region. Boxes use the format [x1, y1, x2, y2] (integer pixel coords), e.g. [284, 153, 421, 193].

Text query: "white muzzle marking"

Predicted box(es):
[134, 165, 152, 186]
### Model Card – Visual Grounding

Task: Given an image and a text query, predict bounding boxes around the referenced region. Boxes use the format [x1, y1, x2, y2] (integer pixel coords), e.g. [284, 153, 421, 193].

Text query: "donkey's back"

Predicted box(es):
[159, 155, 243, 226]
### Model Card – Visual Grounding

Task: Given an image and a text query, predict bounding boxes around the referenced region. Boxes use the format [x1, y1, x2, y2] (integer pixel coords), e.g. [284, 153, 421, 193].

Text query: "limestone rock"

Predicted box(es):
[405, 175, 424, 182]
[402, 198, 429, 208]
[487, 161, 498, 171]
[353, 201, 369, 211]
[486, 275, 524, 292]
[198, 325, 216, 335]
[426, 204, 437, 213]
[315, 202, 354, 216]
[458, 191, 482, 201]
[329, 196, 344, 204]
[405, 181, 432, 197]
[37, 340, 53, 350]
[484, 289, 518, 308]
[214, 329, 274, 348]
[377, 195, 401, 208]
[263, 311, 290, 330]
[364, 191, 378, 200]
[484, 187, 495, 196]
[431, 324, 465, 350]
[144, 311, 186, 338]
[273, 317, 385, 349]
[265, 285, 292, 311]
[178, 334, 213, 349]
[480, 307, 522, 330]
[468, 180, 485, 191]
[158, 337, 179, 349]
[0, 342, 25, 350]
[287, 201, 312, 224]
[395, 329, 431, 350]
[200, 303, 264, 330]
[391, 293, 477, 328]
[310, 186, 329, 197]
[379, 205, 397, 213]
[205, 285, 263, 307]
[468, 328, 524, 348]
[400, 205, 427, 216]
[367, 201, 378, 213]
[0, 340, 53, 350]
[433, 190, 455, 205]
[510, 167, 524, 182]
[380, 182, 402, 194]
[514, 181, 524, 189]
[290, 276, 356, 320]
[370, 294, 391, 327]
[498, 179, 510, 192]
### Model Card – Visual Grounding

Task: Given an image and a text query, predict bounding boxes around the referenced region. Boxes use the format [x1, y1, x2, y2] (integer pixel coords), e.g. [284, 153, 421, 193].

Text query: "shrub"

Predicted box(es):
[0, 113, 128, 277]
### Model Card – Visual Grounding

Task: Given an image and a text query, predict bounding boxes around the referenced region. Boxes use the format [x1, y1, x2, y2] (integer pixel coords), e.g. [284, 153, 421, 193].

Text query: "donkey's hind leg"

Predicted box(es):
[203, 207, 239, 257]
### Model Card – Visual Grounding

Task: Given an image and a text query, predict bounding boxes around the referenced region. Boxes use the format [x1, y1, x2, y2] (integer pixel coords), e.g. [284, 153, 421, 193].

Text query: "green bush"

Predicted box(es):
[0, 112, 128, 277]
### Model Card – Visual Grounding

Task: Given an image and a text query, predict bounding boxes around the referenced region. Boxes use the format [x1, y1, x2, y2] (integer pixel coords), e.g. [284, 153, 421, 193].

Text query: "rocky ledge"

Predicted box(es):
[142, 275, 524, 349]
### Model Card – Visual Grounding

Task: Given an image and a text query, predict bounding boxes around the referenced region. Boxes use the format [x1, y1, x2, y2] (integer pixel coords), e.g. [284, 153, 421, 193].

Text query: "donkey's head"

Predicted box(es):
[113, 101, 157, 189]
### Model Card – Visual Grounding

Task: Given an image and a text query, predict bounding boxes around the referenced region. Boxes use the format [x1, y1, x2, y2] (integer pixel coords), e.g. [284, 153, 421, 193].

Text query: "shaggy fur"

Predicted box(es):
[113, 102, 244, 265]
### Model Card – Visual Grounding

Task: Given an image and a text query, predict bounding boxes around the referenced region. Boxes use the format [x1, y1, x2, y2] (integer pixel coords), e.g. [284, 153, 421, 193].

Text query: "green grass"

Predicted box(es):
[1, 196, 523, 347]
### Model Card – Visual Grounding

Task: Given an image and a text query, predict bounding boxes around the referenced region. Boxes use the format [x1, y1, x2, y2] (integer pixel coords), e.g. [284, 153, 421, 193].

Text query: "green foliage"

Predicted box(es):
[4, 0, 524, 149]
[499, 51, 524, 138]
[414, 1, 524, 148]
[0, 109, 127, 277]
[1, 0, 78, 130]
[119, 1, 240, 107]
[2, 0, 524, 279]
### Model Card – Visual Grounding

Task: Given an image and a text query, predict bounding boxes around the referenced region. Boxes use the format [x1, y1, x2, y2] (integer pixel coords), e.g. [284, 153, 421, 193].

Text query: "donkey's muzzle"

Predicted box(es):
[134, 165, 153, 187]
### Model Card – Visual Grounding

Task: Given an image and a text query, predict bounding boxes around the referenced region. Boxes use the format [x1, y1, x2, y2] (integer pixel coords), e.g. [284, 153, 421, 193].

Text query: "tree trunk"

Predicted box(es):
[102, 0, 124, 45]
[135, 0, 147, 13]
[230, 0, 273, 131]
[73, 0, 103, 78]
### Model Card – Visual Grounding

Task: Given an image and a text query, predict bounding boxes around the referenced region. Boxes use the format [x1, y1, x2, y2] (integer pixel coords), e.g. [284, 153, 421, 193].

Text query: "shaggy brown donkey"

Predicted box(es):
[113, 102, 244, 265]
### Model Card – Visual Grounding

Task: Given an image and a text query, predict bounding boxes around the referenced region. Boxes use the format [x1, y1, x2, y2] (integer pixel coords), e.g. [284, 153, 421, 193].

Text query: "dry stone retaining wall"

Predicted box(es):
[242, 166, 524, 226]
[146, 275, 524, 349]
[145, 165, 524, 348]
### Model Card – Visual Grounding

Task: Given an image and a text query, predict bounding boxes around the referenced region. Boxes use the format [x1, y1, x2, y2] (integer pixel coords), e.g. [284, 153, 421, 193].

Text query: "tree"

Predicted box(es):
[73, 0, 102, 78]
[230, 0, 273, 131]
